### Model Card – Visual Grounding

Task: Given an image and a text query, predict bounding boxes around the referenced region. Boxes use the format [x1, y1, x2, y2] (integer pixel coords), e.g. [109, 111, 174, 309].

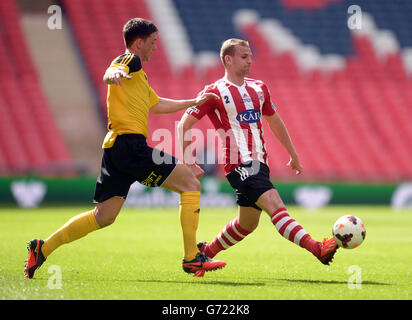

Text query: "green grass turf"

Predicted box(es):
[0, 205, 411, 300]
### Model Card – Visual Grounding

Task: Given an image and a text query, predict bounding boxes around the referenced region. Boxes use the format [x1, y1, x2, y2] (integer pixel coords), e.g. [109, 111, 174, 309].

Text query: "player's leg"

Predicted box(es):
[161, 163, 201, 192]
[41, 143, 133, 257]
[24, 196, 124, 279]
[256, 189, 338, 265]
[25, 143, 132, 279]
[161, 163, 226, 275]
[42, 196, 124, 257]
[256, 189, 319, 252]
[238, 205, 262, 232]
[200, 205, 261, 258]
[198, 161, 265, 258]
[93, 196, 124, 227]
[161, 163, 202, 262]
[114, 134, 223, 276]
[24, 197, 124, 279]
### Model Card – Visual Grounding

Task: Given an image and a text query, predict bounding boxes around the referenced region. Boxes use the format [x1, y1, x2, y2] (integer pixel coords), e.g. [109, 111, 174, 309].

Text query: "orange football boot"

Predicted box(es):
[182, 252, 226, 277]
[317, 237, 339, 265]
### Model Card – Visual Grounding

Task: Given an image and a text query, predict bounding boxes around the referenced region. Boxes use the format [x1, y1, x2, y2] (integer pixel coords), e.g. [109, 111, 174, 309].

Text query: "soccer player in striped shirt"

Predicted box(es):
[178, 39, 339, 266]
[24, 18, 225, 279]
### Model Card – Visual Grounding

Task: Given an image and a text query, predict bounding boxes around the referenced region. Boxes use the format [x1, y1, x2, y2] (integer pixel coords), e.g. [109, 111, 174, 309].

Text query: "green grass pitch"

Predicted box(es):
[1, 205, 411, 300]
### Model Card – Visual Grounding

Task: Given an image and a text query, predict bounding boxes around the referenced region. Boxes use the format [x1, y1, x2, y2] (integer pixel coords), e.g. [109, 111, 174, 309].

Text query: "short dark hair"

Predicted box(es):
[123, 18, 158, 48]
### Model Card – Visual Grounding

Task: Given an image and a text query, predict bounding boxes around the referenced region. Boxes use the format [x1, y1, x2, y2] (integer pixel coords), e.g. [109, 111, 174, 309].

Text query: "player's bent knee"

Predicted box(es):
[94, 207, 116, 227]
[183, 175, 201, 192]
[239, 216, 260, 232]
[165, 164, 201, 193]
[94, 197, 123, 227]
[257, 189, 284, 213]
[242, 222, 258, 233]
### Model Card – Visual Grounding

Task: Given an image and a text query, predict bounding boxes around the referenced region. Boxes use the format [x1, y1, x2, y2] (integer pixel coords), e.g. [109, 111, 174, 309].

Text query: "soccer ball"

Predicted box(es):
[332, 215, 366, 249]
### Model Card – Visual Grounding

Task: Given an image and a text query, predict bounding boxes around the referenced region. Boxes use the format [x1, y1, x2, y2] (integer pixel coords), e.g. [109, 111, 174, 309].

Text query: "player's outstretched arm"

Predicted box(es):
[150, 92, 219, 114]
[264, 113, 303, 175]
[177, 113, 204, 179]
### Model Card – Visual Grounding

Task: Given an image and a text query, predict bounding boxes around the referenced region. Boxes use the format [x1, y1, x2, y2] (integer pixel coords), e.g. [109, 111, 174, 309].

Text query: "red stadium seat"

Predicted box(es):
[239, 23, 412, 180]
[60, 0, 412, 181]
[0, 0, 73, 174]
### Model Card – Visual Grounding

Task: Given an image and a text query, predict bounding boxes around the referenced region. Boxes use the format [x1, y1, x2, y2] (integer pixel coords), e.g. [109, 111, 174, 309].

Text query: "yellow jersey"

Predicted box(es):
[102, 53, 160, 149]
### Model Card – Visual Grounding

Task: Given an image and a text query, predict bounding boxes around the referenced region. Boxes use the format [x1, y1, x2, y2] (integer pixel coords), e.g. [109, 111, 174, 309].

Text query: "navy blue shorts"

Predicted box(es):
[226, 161, 275, 211]
[94, 134, 178, 203]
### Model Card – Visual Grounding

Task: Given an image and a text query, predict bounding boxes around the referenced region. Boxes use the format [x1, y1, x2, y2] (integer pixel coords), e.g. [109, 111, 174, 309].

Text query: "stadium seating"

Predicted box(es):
[61, 0, 412, 181]
[62, 0, 208, 167]
[0, 0, 73, 174]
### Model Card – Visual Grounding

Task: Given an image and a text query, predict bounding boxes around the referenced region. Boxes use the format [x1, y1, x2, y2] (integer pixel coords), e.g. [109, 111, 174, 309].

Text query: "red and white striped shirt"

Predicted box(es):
[186, 77, 277, 174]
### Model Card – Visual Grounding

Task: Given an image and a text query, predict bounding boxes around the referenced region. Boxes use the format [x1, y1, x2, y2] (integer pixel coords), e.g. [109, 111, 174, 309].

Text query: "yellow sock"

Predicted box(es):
[41, 210, 100, 258]
[179, 191, 201, 261]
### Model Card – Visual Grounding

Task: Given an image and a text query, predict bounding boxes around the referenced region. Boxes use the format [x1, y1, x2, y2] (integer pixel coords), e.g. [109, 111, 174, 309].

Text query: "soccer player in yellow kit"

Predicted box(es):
[25, 18, 225, 279]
